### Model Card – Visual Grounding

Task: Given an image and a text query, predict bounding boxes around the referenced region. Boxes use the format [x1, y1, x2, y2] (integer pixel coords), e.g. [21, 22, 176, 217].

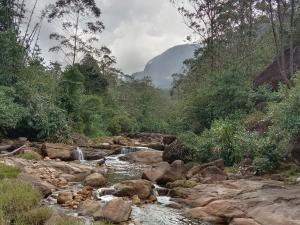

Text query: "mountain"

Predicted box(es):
[132, 44, 199, 89]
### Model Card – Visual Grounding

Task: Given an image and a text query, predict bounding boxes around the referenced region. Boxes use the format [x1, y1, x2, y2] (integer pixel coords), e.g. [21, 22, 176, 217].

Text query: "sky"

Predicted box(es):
[32, 0, 191, 75]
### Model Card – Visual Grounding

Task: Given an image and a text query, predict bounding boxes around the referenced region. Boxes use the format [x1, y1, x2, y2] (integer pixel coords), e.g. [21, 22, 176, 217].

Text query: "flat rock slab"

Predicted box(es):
[177, 179, 300, 225]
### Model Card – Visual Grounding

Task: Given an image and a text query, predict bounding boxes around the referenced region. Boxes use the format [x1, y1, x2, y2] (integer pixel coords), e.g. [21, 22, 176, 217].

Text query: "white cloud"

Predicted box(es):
[27, 0, 191, 74]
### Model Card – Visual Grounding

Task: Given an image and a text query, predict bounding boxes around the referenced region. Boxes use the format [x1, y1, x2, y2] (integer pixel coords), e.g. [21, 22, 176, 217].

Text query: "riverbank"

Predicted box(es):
[0, 134, 300, 225]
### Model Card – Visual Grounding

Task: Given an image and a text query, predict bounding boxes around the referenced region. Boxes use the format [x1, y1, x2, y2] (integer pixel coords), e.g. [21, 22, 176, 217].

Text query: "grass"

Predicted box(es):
[0, 179, 42, 223]
[15, 207, 53, 225]
[0, 163, 21, 179]
[18, 152, 42, 161]
[54, 217, 84, 225]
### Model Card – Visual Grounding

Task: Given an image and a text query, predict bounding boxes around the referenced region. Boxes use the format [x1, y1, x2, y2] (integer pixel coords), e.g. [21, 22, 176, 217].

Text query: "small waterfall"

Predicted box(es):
[153, 184, 172, 205]
[73, 147, 84, 162]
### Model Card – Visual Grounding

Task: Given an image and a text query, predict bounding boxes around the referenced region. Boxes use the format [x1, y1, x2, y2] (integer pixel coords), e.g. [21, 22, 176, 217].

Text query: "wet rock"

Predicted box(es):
[121, 150, 163, 164]
[41, 143, 74, 161]
[230, 218, 260, 225]
[84, 173, 106, 188]
[57, 192, 73, 205]
[78, 199, 102, 216]
[163, 140, 189, 163]
[132, 195, 141, 205]
[115, 179, 152, 199]
[146, 195, 157, 204]
[93, 198, 132, 223]
[83, 149, 112, 160]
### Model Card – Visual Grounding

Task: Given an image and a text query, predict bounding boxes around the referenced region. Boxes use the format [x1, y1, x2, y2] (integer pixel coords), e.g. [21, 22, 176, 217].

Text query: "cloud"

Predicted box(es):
[27, 0, 191, 74]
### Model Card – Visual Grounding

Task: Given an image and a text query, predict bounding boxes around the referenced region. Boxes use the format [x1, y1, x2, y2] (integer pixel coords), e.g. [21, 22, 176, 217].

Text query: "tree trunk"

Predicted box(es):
[72, 11, 80, 66]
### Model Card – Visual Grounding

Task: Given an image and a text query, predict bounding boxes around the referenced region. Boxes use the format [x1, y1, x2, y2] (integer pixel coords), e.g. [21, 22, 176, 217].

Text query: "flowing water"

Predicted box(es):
[73, 147, 85, 162]
[46, 146, 210, 225]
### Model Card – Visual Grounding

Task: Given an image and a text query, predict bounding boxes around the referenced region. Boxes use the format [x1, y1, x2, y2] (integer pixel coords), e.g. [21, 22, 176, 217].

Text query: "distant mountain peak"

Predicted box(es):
[132, 43, 199, 89]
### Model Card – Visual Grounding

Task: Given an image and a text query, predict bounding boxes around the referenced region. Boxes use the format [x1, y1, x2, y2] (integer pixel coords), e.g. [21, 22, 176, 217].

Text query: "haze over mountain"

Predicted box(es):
[132, 44, 199, 89]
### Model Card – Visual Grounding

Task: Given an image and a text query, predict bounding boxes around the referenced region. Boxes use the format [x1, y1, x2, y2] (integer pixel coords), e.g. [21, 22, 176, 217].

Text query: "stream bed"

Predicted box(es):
[45, 147, 210, 225]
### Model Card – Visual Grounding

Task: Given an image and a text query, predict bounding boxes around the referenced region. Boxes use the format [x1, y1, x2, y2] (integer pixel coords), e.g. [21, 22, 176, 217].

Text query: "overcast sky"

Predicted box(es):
[33, 0, 191, 74]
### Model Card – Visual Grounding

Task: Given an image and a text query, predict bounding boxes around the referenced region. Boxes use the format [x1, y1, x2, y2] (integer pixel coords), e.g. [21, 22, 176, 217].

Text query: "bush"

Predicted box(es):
[0, 164, 21, 179]
[180, 119, 280, 171]
[269, 75, 300, 143]
[0, 179, 42, 222]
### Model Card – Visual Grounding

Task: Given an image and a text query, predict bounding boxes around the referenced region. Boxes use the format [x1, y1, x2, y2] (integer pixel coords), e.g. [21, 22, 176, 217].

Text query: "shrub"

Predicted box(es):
[0, 179, 42, 222]
[0, 164, 21, 179]
[268, 75, 300, 144]
[180, 119, 280, 171]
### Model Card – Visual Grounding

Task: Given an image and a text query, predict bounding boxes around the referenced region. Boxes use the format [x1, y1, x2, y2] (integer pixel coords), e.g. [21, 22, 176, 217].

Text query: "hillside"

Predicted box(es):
[132, 44, 198, 89]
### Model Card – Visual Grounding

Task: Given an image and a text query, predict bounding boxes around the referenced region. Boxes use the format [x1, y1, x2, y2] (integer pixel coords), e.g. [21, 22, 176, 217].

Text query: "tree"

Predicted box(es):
[47, 0, 106, 65]
[77, 54, 109, 95]
[58, 67, 84, 116]
[170, 0, 232, 71]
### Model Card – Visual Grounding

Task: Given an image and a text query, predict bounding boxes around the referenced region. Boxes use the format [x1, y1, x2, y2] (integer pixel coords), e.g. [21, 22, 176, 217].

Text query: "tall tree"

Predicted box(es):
[47, 0, 105, 65]
[170, 0, 232, 71]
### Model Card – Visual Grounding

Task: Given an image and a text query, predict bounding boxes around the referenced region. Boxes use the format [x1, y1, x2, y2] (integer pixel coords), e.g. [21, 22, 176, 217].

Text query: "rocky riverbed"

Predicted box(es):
[1, 134, 300, 225]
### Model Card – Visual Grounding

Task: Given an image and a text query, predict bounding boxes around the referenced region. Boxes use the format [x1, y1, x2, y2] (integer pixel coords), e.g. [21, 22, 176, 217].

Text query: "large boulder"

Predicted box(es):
[200, 166, 228, 181]
[163, 140, 189, 163]
[41, 143, 74, 161]
[84, 173, 106, 188]
[156, 160, 188, 185]
[120, 150, 163, 164]
[93, 198, 132, 223]
[114, 179, 152, 199]
[82, 149, 112, 160]
[185, 200, 245, 223]
[187, 159, 224, 178]
[142, 160, 188, 185]
[142, 162, 171, 182]
[78, 200, 102, 216]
